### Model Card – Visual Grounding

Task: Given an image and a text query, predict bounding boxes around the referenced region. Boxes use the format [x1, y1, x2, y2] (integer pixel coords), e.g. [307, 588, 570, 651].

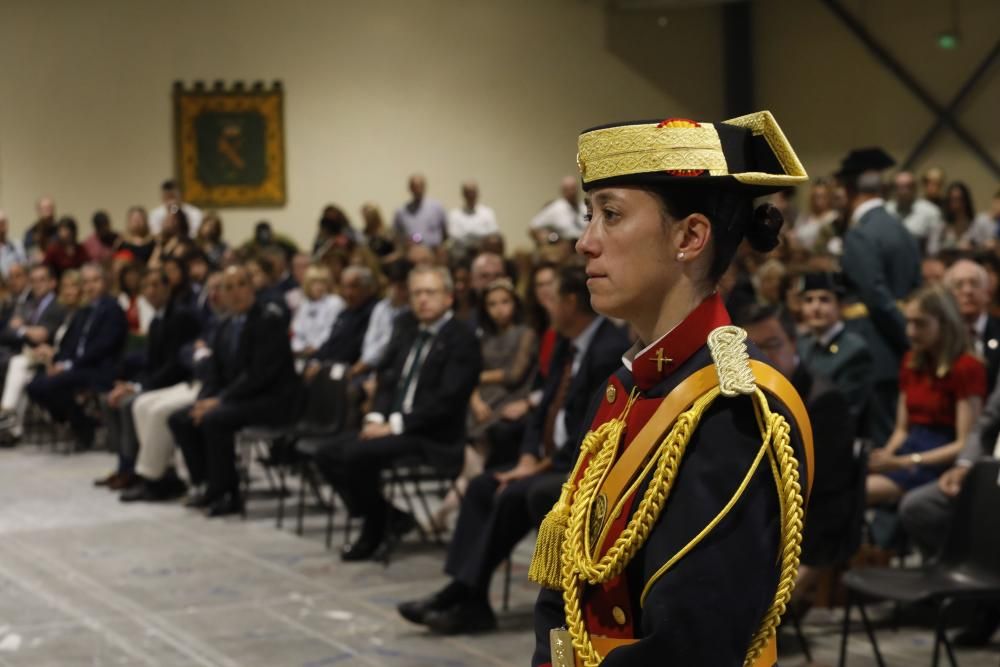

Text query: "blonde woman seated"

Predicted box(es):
[867, 286, 986, 505]
[290, 264, 345, 360]
[0, 270, 84, 441]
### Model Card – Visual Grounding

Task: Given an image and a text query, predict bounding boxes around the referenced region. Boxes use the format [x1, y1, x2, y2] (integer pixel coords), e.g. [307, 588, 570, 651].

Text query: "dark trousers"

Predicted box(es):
[103, 392, 139, 474]
[168, 395, 287, 498]
[313, 431, 445, 534]
[445, 469, 564, 594]
[26, 368, 108, 435]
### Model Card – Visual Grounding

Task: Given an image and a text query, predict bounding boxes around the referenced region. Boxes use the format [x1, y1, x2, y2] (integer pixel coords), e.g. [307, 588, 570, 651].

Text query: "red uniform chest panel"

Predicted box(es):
[579, 375, 665, 638]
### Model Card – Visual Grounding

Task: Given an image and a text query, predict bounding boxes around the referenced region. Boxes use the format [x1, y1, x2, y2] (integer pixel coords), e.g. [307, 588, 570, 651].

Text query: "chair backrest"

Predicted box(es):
[299, 372, 347, 431]
[939, 460, 1000, 576]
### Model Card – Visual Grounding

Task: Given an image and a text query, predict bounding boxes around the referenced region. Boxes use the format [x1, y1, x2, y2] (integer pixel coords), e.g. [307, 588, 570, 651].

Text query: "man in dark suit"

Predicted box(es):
[397, 264, 630, 635]
[740, 305, 857, 611]
[796, 272, 873, 424]
[168, 265, 301, 517]
[303, 266, 379, 380]
[310, 264, 482, 561]
[96, 268, 201, 494]
[0, 263, 65, 356]
[837, 148, 921, 445]
[944, 258, 1000, 394]
[27, 263, 127, 448]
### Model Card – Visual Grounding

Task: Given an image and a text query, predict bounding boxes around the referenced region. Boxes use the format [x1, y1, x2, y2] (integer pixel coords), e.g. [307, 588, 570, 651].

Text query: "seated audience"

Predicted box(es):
[169, 265, 301, 516]
[349, 259, 411, 379]
[943, 258, 1000, 393]
[938, 181, 994, 251]
[310, 264, 482, 561]
[359, 202, 395, 259]
[118, 206, 155, 265]
[303, 266, 378, 377]
[148, 207, 195, 268]
[124, 271, 228, 502]
[900, 369, 1000, 645]
[792, 178, 839, 253]
[397, 265, 628, 634]
[0, 268, 76, 443]
[291, 264, 345, 358]
[867, 286, 986, 505]
[0, 263, 65, 360]
[44, 216, 90, 276]
[82, 210, 119, 265]
[195, 212, 228, 268]
[0, 210, 27, 279]
[796, 272, 873, 423]
[739, 305, 856, 613]
[26, 263, 128, 448]
[97, 267, 201, 491]
[432, 278, 537, 528]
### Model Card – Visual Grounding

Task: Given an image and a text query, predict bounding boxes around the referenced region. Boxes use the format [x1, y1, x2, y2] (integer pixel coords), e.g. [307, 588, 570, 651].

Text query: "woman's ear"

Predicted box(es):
[674, 213, 712, 260]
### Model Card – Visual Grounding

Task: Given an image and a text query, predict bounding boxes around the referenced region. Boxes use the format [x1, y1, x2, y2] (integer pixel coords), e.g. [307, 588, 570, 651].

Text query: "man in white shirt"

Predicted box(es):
[886, 171, 944, 254]
[447, 181, 498, 246]
[529, 176, 586, 241]
[149, 179, 203, 236]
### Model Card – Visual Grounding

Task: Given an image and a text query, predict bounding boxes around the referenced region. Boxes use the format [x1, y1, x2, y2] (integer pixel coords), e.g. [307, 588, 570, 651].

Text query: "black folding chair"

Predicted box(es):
[837, 460, 1000, 667]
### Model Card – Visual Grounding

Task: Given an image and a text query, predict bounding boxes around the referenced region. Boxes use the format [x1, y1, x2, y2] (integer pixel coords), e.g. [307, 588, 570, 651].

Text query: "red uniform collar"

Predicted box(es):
[627, 292, 730, 391]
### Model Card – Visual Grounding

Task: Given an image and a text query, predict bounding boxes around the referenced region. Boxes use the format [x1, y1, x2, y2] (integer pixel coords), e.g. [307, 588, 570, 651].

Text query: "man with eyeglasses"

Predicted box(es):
[309, 264, 482, 561]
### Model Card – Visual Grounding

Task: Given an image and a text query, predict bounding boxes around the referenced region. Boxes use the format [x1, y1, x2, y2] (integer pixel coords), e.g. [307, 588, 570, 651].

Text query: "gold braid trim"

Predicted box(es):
[558, 386, 803, 667]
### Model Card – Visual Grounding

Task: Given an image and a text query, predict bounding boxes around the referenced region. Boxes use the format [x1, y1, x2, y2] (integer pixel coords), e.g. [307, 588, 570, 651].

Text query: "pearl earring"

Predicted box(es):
[677, 251, 685, 260]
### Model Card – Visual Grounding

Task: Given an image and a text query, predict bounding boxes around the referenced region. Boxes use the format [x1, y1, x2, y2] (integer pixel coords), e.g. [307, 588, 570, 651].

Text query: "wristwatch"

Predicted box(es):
[910, 452, 924, 466]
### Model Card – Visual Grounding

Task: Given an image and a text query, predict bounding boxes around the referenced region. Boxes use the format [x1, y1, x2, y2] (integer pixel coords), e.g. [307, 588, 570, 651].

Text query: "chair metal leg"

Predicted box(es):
[295, 460, 308, 536]
[838, 591, 852, 667]
[790, 606, 813, 662]
[502, 559, 512, 612]
[935, 601, 959, 667]
[324, 488, 336, 551]
[857, 602, 887, 667]
[275, 459, 287, 529]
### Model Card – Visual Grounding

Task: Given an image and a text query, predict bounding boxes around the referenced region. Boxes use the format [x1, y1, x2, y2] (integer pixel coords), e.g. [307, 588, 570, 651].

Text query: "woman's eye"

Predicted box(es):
[603, 208, 619, 221]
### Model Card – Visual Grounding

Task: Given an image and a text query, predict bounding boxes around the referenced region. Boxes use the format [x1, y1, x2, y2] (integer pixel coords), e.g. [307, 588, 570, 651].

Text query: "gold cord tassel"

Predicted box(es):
[529, 412, 631, 590]
[528, 480, 574, 589]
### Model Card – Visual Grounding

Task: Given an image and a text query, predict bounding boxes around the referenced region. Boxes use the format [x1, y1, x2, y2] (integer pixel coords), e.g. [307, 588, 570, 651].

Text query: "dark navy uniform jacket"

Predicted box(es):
[532, 294, 810, 667]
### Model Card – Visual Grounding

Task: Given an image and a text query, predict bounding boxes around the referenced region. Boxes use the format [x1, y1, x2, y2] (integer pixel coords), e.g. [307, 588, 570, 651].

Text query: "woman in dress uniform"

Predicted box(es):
[529, 113, 814, 667]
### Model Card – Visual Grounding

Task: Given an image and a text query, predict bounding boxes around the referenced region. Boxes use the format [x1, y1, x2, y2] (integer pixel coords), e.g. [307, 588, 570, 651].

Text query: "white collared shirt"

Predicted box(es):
[554, 316, 605, 450]
[818, 321, 845, 348]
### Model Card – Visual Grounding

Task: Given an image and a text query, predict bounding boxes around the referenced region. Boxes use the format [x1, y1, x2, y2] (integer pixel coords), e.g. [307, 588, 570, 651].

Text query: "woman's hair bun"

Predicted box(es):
[745, 203, 783, 253]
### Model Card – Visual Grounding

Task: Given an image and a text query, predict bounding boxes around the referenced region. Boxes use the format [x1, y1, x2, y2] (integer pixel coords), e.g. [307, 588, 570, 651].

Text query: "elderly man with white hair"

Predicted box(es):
[944, 258, 1000, 393]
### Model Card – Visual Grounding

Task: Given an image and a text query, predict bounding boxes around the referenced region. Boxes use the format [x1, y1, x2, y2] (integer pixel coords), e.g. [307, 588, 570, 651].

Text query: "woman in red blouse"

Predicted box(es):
[867, 285, 986, 505]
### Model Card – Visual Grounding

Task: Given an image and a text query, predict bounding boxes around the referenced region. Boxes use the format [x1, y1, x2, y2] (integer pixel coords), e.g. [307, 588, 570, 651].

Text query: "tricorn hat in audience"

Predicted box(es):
[834, 147, 896, 178]
[798, 271, 846, 296]
[575, 110, 807, 196]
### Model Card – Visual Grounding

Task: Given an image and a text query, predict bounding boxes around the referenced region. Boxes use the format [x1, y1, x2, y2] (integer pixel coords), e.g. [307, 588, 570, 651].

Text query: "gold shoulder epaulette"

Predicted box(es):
[707, 325, 756, 397]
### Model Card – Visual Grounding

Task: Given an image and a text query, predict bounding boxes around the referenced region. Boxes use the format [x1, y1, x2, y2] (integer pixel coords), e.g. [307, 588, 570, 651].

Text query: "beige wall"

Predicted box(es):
[0, 0, 720, 249]
[2, 0, 996, 252]
[755, 0, 1000, 209]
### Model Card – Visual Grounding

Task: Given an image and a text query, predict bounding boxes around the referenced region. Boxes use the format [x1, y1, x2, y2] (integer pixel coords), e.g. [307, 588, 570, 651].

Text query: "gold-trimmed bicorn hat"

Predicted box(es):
[576, 111, 807, 195]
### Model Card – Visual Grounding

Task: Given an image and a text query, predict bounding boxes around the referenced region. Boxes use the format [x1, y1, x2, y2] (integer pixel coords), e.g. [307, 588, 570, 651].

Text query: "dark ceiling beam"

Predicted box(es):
[902, 39, 1000, 171]
[819, 0, 1000, 178]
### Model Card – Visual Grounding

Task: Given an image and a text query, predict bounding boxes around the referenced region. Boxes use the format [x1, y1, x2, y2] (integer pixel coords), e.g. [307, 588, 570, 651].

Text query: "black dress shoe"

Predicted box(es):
[185, 493, 216, 509]
[206, 494, 244, 518]
[121, 475, 188, 503]
[398, 582, 471, 626]
[424, 598, 497, 635]
[952, 605, 1000, 646]
[341, 535, 382, 562]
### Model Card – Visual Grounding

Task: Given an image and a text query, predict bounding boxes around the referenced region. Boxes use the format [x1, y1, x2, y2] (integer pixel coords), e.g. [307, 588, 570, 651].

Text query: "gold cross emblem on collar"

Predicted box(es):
[654, 348, 672, 373]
